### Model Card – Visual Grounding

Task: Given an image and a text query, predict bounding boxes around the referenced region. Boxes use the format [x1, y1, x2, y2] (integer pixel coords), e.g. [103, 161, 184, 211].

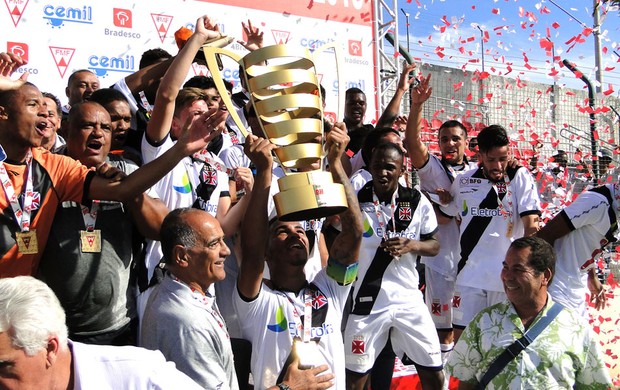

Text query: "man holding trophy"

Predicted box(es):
[234, 123, 363, 389]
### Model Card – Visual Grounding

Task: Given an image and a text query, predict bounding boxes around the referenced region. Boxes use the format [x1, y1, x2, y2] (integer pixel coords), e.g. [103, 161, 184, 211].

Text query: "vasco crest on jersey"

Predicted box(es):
[195, 164, 217, 203]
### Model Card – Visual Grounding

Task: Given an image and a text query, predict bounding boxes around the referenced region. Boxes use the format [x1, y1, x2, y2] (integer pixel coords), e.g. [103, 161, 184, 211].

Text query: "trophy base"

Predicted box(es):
[274, 171, 348, 222]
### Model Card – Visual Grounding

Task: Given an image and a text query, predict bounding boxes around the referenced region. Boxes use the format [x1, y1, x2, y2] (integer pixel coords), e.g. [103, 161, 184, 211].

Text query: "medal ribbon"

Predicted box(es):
[0, 150, 35, 232]
[372, 188, 398, 240]
[80, 202, 100, 231]
[192, 149, 233, 176]
[491, 175, 513, 221]
[277, 288, 313, 342]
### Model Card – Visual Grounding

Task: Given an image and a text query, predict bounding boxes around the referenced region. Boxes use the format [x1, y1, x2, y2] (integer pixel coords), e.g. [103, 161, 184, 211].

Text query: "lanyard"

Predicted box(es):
[372, 188, 397, 240]
[490, 175, 513, 221]
[172, 274, 229, 338]
[277, 288, 313, 343]
[0, 150, 35, 232]
[192, 149, 233, 176]
[80, 202, 100, 231]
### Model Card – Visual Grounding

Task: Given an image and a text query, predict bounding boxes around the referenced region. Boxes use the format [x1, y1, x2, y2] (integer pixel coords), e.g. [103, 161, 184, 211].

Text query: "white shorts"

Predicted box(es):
[425, 267, 455, 330]
[452, 285, 506, 328]
[344, 302, 442, 374]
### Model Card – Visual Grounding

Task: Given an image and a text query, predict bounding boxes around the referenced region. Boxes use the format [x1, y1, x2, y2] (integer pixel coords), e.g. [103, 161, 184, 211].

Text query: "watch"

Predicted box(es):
[277, 383, 291, 390]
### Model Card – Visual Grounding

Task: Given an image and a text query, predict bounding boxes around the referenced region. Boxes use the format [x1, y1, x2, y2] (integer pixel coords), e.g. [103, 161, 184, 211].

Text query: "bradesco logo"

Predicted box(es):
[4, 0, 30, 27]
[43, 4, 92, 28]
[88, 54, 135, 78]
[106, 8, 140, 39]
[7, 42, 28, 62]
[49, 46, 75, 78]
[151, 13, 173, 43]
[348, 40, 362, 56]
[8, 42, 38, 75]
[113, 8, 131, 28]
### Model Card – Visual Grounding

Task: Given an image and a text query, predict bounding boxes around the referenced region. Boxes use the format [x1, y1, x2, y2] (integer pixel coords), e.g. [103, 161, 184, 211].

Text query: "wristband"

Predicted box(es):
[277, 383, 291, 390]
[326, 257, 358, 286]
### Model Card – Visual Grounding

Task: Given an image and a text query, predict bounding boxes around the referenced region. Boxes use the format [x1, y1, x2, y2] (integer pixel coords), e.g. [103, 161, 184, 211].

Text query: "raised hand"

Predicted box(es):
[0, 52, 28, 91]
[410, 73, 432, 106]
[325, 122, 349, 164]
[177, 107, 227, 155]
[238, 19, 264, 52]
[244, 134, 275, 172]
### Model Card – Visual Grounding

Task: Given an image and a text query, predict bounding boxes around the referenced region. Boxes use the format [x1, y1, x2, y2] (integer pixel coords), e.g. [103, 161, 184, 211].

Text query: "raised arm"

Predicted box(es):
[123, 57, 174, 100]
[536, 210, 571, 245]
[89, 108, 226, 202]
[376, 63, 417, 129]
[404, 73, 433, 169]
[326, 123, 363, 265]
[145, 15, 221, 143]
[238, 135, 276, 299]
[127, 194, 169, 240]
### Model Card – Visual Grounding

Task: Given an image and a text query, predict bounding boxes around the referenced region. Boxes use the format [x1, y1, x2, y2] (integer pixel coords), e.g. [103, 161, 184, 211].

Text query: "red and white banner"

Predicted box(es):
[2, 0, 377, 119]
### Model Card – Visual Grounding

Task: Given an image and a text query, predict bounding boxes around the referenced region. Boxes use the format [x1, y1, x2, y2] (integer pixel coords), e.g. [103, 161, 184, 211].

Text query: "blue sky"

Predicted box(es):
[396, 0, 620, 92]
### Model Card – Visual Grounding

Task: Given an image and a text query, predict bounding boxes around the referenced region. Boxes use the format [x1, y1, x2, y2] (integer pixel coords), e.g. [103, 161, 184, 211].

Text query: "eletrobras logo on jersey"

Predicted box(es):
[42, 4, 92, 28]
[105, 8, 141, 39]
[4, 0, 30, 27]
[88, 53, 135, 78]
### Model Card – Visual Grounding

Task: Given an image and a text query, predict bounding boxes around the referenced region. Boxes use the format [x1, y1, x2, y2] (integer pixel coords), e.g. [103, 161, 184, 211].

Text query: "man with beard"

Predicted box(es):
[404, 70, 478, 361]
[234, 124, 363, 389]
[440, 125, 541, 341]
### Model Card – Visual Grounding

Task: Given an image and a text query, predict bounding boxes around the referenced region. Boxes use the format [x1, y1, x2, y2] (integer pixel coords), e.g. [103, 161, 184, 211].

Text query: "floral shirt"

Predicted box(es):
[446, 295, 612, 389]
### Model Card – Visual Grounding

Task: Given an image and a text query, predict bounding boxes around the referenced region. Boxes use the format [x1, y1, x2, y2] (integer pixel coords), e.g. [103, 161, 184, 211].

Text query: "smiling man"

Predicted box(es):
[139, 208, 238, 389]
[446, 237, 612, 389]
[440, 125, 541, 341]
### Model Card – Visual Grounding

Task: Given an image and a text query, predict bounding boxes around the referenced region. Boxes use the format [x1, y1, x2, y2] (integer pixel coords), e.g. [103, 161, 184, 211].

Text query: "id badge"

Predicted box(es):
[16, 230, 38, 254]
[80, 230, 102, 253]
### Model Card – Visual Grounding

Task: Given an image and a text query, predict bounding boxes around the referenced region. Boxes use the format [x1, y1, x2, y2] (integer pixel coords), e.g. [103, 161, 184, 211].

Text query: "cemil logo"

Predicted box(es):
[151, 13, 173, 43]
[43, 5, 93, 28]
[7, 42, 28, 62]
[348, 40, 362, 56]
[271, 30, 290, 45]
[88, 53, 135, 78]
[49, 46, 75, 78]
[4, 0, 30, 27]
[113, 8, 132, 28]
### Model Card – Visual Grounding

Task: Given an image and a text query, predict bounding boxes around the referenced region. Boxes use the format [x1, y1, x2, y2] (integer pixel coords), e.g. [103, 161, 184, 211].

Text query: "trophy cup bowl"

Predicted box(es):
[203, 43, 348, 221]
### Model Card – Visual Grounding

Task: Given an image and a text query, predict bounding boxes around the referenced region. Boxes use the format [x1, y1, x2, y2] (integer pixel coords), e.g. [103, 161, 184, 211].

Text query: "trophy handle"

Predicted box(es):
[201, 46, 248, 138]
[312, 42, 345, 126]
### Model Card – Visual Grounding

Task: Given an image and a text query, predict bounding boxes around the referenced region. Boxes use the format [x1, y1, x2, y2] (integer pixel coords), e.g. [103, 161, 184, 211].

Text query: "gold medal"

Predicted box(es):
[16, 230, 38, 254]
[506, 221, 514, 238]
[80, 230, 102, 253]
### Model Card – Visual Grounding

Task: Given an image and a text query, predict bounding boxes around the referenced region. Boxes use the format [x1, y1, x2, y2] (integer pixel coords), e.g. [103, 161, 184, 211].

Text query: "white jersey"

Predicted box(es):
[417, 154, 478, 276]
[141, 133, 229, 279]
[351, 183, 438, 315]
[233, 270, 350, 390]
[441, 166, 541, 292]
[549, 184, 620, 315]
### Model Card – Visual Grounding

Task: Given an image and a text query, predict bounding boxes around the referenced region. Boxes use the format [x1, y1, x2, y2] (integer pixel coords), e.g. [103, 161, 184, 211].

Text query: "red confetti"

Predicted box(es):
[552, 22, 560, 29]
[492, 8, 500, 14]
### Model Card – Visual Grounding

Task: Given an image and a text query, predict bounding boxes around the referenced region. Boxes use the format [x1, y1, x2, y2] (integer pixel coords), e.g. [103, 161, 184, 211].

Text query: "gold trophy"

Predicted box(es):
[204, 43, 347, 221]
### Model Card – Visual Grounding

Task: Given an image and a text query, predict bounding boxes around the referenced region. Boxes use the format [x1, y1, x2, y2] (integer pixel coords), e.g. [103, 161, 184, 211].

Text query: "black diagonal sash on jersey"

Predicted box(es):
[351, 183, 421, 316]
[457, 167, 517, 274]
[276, 282, 329, 383]
[589, 185, 619, 244]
